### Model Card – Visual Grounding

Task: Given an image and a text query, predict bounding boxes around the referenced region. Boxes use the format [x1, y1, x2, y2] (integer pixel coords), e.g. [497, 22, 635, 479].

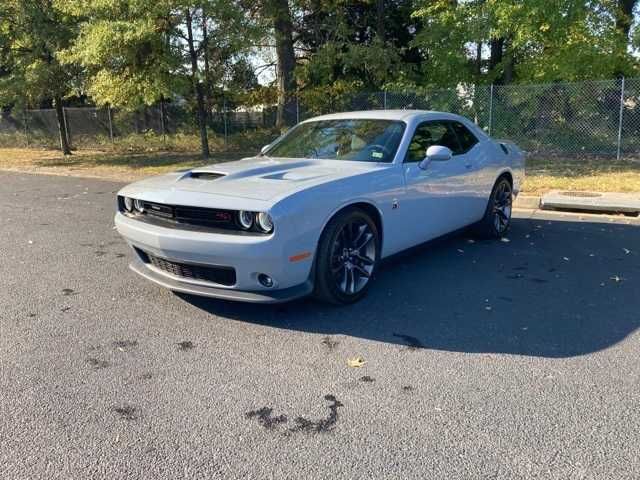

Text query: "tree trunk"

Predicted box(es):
[54, 97, 71, 155]
[376, 0, 385, 41]
[185, 8, 210, 158]
[614, 0, 638, 77]
[489, 37, 504, 81]
[489, 37, 515, 85]
[202, 6, 212, 122]
[616, 0, 637, 40]
[475, 41, 482, 78]
[268, 0, 296, 127]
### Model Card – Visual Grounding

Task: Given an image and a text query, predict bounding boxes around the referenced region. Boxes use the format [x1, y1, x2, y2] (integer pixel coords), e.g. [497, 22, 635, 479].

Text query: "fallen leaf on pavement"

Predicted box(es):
[500, 238, 510, 243]
[623, 248, 631, 255]
[347, 357, 366, 368]
[563, 257, 570, 261]
[610, 276, 623, 283]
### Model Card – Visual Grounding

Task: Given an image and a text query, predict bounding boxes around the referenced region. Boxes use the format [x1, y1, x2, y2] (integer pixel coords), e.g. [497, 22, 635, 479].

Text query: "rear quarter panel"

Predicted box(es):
[496, 140, 526, 194]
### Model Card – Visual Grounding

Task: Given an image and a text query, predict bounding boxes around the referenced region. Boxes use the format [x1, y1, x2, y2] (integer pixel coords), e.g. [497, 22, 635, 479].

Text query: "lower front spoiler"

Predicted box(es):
[130, 259, 314, 304]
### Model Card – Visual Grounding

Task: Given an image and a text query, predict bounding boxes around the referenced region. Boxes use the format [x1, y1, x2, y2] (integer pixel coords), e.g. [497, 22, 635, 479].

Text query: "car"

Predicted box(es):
[115, 110, 525, 304]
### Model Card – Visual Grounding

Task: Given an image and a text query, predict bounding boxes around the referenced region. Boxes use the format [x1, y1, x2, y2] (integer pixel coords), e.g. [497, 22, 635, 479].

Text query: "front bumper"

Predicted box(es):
[130, 259, 313, 303]
[115, 212, 316, 303]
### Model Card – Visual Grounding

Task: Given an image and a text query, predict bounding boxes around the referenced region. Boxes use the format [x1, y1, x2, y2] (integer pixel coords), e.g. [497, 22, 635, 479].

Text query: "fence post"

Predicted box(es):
[223, 97, 228, 149]
[488, 84, 494, 136]
[107, 104, 114, 143]
[23, 107, 29, 147]
[616, 76, 625, 161]
[159, 100, 166, 144]
[383, 90, 387, 110]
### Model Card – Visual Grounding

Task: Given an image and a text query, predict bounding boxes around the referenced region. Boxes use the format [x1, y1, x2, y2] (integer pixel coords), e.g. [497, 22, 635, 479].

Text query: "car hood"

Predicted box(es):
[127, 156, 385, 202]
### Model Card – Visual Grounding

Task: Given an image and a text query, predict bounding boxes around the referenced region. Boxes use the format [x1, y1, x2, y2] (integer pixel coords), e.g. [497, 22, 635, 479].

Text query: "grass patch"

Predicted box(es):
[0, 130, 278, 181]
[1, 140, 639, 195]
[523, 157, 640, 195]
[0, 148, 243, 181]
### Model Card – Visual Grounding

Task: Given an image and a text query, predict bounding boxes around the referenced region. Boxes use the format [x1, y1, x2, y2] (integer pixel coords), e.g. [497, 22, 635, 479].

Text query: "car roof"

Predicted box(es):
[301, 109, 490, 141]
[303, 109, 460, 123]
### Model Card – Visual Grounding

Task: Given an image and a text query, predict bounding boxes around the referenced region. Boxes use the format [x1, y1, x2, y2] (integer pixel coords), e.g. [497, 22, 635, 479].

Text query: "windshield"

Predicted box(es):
[265, 119, 406, 163]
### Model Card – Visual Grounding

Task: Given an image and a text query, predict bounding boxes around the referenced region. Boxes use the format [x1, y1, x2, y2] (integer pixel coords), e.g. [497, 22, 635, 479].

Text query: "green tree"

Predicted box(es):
[411, 0, 639, 86]
[60, 0, 178, 110]
[63, 0, 256, 158]
[294, 0, 423, 111]
[0, 0, 80, 154]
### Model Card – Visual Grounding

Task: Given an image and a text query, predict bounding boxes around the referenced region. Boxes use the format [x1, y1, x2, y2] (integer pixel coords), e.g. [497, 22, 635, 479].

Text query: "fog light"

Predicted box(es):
[258, 273, 274, 288]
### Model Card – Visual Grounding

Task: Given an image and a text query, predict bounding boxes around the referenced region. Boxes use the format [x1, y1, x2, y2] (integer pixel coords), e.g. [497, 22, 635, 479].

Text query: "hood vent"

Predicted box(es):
[188, 171, 226, 180]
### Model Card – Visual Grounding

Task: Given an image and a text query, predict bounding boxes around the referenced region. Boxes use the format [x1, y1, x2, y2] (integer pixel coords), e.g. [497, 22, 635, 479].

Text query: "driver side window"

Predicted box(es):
[405, 121, 461, 162]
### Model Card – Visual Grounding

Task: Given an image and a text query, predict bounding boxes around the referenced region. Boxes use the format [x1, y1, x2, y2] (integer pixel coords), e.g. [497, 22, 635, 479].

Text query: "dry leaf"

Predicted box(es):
[500, 237, 510, 243]
[347, 357, 366, 368]
[623, 248, 631, 255]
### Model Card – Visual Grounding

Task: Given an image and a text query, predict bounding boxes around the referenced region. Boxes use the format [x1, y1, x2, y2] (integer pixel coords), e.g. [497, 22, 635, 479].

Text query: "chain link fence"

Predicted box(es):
[1, 77, 639, 160]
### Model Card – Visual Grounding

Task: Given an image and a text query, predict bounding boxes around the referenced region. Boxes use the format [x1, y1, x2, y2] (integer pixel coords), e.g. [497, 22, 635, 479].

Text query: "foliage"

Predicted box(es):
[411, 0, 640, 86]
[0, 0, 80, 107]
[58, 0, 181, 109]
[1, 0, 640, 155]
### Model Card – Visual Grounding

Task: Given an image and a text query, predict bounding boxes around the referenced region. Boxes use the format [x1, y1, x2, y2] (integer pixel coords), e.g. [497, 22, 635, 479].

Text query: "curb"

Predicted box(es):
[514, 195, 540, 209]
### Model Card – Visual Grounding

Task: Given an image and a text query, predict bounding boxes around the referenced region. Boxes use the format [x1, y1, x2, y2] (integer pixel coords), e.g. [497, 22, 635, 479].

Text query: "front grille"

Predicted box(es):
[118, 197, 270, 235]
[137, 249, 236, 286]
[142, 201, 236, 229]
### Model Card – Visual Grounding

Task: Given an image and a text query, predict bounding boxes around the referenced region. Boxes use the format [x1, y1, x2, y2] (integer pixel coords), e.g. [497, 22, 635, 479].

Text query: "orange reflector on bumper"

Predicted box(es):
[289, 251, 311, 262]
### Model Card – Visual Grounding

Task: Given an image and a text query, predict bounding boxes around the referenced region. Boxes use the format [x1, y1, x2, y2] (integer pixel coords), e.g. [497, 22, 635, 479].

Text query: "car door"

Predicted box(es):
[399, 120, 478, 248]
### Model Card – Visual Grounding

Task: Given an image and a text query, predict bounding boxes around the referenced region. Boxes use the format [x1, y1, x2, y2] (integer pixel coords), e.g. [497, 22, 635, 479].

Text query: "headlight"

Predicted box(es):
[256, 212, 274, 233]
[238, 210, 253, 229]
[133, 199, 145, 213]
[123, 197, 134, 212]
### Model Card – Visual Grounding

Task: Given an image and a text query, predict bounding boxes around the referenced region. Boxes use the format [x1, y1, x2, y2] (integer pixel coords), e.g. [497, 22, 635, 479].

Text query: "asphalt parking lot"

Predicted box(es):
[1, 171, 639, 479]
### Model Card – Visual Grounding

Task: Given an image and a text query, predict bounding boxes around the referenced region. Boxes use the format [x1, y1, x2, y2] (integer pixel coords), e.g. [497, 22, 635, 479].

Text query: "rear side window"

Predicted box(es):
[449, 121, 478, 153]
[405, 121, 461, 162]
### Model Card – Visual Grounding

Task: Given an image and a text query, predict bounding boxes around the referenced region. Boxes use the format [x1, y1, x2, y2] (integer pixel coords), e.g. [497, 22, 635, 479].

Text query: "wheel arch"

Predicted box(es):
[318, 200, 384, 253]
[496, 168, 513, 187]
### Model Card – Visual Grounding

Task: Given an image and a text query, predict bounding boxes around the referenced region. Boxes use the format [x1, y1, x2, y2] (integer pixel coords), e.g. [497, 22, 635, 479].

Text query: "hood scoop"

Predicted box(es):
[184, 170, 226, 180]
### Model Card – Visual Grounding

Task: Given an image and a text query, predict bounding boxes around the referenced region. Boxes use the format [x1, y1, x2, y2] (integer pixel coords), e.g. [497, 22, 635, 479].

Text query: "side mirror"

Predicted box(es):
[260, 144, 271, 155]
[418, 145, 453, 170]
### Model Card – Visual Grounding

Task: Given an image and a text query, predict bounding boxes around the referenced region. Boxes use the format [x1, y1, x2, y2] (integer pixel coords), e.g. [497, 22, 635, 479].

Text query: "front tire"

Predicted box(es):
[476, 176, 513, 238]
[313, 209, 380, 305]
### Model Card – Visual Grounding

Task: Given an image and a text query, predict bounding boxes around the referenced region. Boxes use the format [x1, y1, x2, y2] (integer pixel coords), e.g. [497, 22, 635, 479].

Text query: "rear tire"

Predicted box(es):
[313, 209, 380, 305]
[476, 176, 513, 238]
